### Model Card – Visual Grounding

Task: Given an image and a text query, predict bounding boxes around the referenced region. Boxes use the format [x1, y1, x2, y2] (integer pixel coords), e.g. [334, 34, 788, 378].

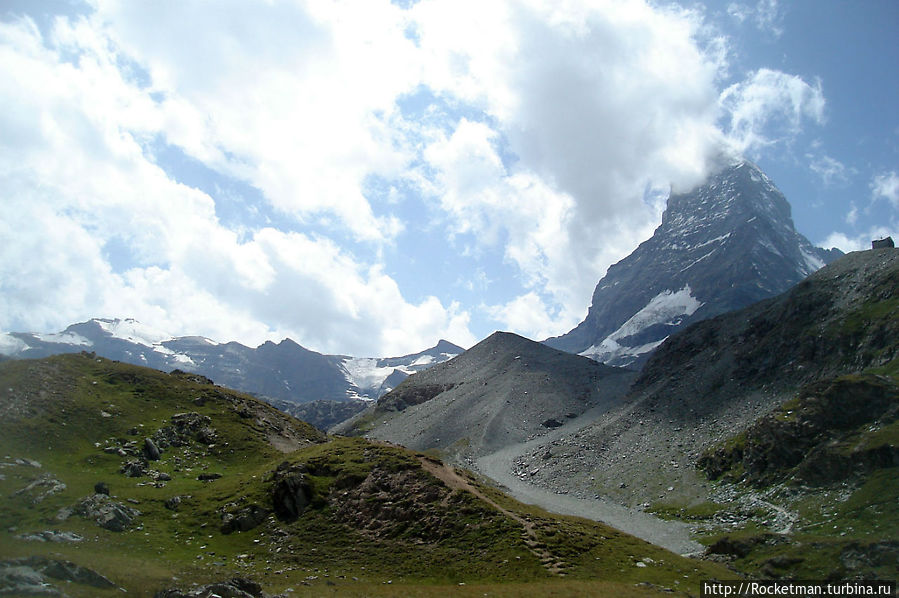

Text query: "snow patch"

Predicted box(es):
[580, 337, 667, 364]
[801, 248, 825, 274]
[608, 286, 702, 342]
[95, 318, 173, 347]
[580, 286, 703, 366]
[693, 232, 731, 249]
[679, 248, 717, 274]
[411, 355, 435, 366]
[33, 331, 93, 347]
[341, 358, 411, 394]
[170, 353, 196, 367]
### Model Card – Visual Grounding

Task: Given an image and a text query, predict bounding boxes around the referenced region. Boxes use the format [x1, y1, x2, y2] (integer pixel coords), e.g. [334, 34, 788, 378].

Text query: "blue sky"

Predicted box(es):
[1, 0, 896, 357]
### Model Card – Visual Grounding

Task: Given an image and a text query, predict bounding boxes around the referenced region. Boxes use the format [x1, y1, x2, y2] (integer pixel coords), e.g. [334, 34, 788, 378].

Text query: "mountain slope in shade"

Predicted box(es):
[518, 247, 899, 580]
[546, 160, 842, 367]
[530, 247, 899, 505]
[0, 318, 462, 404]
[336, 331, 636, 462]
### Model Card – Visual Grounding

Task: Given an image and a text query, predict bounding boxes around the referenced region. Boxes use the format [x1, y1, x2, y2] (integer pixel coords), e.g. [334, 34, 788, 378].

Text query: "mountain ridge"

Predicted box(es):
[0, 318, 464, 406]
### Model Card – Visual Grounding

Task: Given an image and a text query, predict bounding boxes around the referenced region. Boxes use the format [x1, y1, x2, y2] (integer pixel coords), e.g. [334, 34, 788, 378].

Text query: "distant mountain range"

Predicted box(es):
[0, 318, 462, 404]
[545, 160, 842, 367]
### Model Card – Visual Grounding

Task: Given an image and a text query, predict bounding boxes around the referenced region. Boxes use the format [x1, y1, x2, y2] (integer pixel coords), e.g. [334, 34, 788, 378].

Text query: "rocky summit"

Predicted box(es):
[545, 160, 841, 367]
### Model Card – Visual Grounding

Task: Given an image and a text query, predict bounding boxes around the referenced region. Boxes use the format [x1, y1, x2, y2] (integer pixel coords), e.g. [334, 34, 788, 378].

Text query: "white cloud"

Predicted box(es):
[486, 292, 560, 341]
[0, 14, 473, 356]
[410, 1, 729, 335]
[820, 170, 899, 256]
[846, 203, 859, 226]
[720, 68, 825, 155]
[808, 153, 850, 186]
[822, 227, 898, 254]
[91, 0, 420, 243]
[1, 1, 835, 354]
[727, 0, 784, 36]
[872, 171, 899, 208]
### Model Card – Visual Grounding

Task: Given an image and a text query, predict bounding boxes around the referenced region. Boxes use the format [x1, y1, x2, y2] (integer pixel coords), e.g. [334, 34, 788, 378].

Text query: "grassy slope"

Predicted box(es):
[0, 353, 729, 597]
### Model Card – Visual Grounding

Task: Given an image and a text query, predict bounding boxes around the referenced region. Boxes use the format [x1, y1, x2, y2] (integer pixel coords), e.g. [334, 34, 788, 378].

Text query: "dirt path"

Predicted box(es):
[419, 457, 568, 576]
[473, 404, 704, 557]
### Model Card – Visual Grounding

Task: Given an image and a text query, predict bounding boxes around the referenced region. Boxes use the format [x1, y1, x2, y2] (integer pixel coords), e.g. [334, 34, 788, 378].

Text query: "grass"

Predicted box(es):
[0, 353, 731, 597]
[647, 500, 728, 522]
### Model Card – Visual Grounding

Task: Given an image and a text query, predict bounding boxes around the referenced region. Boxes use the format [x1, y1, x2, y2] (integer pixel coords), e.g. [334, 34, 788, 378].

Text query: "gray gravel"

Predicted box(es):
[475, 403, 704, 556]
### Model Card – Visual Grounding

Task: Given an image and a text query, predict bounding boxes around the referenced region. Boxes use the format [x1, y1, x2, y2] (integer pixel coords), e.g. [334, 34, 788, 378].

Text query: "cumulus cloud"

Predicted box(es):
[1, 0, 834, 354]
[410, 0, 729, 332]
[93, 0, 419, 243]
[0, 13, 472, 356]
[822, 227, 897, 254]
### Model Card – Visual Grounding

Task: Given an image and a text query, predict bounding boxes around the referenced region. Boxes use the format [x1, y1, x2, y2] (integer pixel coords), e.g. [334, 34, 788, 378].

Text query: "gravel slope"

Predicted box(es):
[475, 402, 703, 556]
[351, 332, 637, 462]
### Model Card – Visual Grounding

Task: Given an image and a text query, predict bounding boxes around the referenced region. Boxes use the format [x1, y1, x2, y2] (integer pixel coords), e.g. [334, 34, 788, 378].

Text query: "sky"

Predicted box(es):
[1, 0, 897, 357]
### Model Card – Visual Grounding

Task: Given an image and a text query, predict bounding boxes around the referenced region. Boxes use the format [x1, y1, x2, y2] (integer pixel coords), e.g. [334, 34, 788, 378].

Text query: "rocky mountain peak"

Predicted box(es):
[661, 161, 792, 237]
[545, 159, 842, 367]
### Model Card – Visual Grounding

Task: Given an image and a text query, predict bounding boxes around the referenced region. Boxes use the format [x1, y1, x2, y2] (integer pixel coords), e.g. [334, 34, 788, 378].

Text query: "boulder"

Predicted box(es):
[15, 530, 84, 543]
[0, 562, 58, 596]
[121, 458, 148, 478]
[271, 463, 312, 522]
[154, 577, 263, 598]
[13, 474, 66, 504]
[0, 556, 115, 595]
[143, 438, 162, 461]
[221, 504, 269, 534]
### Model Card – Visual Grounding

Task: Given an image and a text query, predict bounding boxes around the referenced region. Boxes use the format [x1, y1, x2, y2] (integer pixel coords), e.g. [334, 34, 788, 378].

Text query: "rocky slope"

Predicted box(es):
[335, 331, 637, 465]
[0, 318, 462, 404]
[0, 352, 729, 596]
[698, 374, 899, 487]
[518, 247, 898, 579]
[545, 160, 841, 367]
[346, 248, 897, 579]
[692, 374, 899, 580]
[527, 248, 898, 501]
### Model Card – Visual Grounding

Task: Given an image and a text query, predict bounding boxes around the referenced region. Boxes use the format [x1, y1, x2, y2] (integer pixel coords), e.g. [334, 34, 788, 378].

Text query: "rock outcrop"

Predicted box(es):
[270, 462, 312, 522]
[699, 374, 899, 486]
[73, 494, 140, 531]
